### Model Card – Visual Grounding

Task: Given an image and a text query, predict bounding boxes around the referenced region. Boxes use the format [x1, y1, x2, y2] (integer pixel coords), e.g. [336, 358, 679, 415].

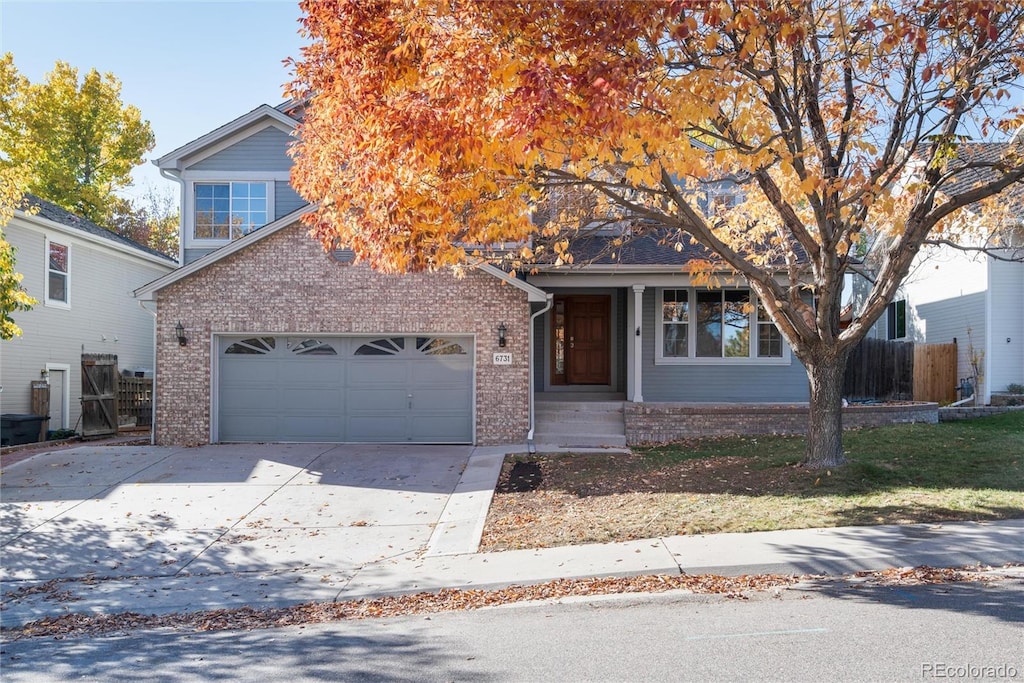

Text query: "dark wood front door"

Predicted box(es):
[562, 295, 611, 385]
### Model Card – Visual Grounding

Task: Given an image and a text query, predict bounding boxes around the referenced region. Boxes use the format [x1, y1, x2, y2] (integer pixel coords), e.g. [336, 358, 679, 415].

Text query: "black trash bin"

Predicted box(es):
[1, 414, 48, 447]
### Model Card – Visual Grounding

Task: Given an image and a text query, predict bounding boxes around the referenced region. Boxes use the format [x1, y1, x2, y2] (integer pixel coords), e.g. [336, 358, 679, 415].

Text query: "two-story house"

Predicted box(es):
[1, 196, 177, 439]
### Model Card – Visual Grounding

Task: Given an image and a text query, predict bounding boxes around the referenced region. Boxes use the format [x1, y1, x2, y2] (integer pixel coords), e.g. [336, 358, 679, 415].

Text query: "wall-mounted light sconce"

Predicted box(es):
[40, 368, 49, 380]
[636, 326, 641, 337]
[497, 322, 508, 348]
[175, 321, 187, 347]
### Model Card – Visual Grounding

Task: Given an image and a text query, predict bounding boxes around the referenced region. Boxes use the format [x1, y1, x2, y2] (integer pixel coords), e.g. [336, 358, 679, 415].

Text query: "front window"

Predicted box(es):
[47, 241, 69, 305]
[660, 288, 784, 360]
[194, 182, 268, 239]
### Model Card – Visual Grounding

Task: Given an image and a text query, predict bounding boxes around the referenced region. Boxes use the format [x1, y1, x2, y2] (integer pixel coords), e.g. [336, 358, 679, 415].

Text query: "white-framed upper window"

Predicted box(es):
[45, 239, 70, 308]
[656, 287, 788, 363]
[194, 181, 269, 240]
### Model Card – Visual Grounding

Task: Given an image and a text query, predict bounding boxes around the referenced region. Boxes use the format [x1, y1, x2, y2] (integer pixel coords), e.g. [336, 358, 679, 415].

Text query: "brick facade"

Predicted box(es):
[154, 223, 531, 446]
[624, 402, 939, 445]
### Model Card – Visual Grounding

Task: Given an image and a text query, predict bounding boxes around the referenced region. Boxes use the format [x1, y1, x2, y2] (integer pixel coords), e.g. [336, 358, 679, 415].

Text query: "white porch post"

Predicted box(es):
[630, 284, 645, 402]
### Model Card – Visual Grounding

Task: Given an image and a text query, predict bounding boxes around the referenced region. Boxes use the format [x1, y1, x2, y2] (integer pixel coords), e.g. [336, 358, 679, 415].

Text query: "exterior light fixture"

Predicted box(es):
[40, 368, 49, 380]
[175, 321, 187, 347]
[497, 322, 508, 348]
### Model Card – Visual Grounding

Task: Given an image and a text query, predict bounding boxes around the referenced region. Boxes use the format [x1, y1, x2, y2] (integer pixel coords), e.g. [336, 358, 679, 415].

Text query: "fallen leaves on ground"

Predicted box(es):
[2, 565, 1013, 642]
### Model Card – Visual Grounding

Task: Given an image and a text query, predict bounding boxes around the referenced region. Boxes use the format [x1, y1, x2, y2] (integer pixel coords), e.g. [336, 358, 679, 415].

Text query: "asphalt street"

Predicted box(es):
[2, 578, 1021, 682]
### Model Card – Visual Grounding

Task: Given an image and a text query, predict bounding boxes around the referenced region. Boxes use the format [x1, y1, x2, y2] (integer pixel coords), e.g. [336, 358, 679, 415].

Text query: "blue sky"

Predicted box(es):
[1, 0, 306, 200]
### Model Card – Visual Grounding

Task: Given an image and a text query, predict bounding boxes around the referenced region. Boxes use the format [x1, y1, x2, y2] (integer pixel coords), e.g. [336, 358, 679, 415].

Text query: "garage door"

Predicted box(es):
[217, 335, 473, 443]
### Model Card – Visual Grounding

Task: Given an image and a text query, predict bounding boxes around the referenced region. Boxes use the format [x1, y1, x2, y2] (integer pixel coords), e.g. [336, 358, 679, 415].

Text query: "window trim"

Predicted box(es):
[654, 287, 791, 365]
[44, 238, 71, 309]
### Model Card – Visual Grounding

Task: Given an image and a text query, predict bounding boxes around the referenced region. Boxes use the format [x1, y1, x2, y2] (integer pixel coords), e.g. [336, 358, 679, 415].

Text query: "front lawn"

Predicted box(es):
[480, 411, 1024, 551]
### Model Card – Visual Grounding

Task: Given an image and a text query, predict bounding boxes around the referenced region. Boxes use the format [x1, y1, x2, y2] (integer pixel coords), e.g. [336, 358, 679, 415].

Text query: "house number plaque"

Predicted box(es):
[493, 352, 513, 365]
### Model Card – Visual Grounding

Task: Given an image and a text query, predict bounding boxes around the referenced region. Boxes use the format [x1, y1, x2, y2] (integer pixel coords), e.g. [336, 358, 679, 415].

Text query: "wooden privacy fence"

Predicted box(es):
[842, 339, 957, 403]
[117, 376, 153, 427]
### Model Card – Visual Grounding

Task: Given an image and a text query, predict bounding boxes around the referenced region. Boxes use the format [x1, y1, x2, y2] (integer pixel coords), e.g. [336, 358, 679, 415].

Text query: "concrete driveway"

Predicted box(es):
[1, 443, 479, 586]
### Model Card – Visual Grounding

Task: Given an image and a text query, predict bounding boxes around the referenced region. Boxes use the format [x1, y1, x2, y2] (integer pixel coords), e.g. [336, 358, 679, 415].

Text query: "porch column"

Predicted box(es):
[630, 284, 645, 402]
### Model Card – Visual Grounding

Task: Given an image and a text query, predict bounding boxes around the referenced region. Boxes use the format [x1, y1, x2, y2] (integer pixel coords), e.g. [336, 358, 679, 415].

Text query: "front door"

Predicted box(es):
[553, 295, 611, 385]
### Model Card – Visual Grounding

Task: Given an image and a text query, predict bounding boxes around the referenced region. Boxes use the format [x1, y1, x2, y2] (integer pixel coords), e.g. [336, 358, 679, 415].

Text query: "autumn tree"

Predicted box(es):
[1, 54, 155, 227]
[104, 187, 180, 258]
[288, 0, 1024, 468]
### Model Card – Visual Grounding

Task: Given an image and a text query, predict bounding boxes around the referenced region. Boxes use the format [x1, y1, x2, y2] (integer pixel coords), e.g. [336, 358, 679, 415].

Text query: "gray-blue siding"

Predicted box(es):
[189, 127, 293, 172]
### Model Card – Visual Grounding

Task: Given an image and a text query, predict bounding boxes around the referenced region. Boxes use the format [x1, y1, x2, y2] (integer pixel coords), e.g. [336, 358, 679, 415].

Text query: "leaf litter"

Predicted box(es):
[1, 565, 1013, 643]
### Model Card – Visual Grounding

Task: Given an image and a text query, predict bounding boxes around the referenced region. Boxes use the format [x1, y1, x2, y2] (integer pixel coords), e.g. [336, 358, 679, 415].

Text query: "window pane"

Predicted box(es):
[696, 291, 722, 357]
[196, 184, 213, 198]
[664, 323, 687, 357]
[758, 324, 782, 357]
[213, 184, 230, 198]
[232, 182, 249, 198]
[49, 272, 67, 302]
[249, 198, 266, 212]
[48, 243, 68, 273]
[723, 291, 750, 357]
[248, 183, 267, 198]
[662, 289, 688, 322]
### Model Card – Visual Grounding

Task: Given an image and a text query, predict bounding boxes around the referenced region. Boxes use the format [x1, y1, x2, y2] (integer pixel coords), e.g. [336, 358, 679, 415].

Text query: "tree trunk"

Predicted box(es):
[803, 350, 850, 469]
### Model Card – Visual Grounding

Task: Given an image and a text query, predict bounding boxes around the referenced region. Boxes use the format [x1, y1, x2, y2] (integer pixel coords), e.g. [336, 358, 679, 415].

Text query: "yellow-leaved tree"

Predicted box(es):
[287, 0, 1024, 468]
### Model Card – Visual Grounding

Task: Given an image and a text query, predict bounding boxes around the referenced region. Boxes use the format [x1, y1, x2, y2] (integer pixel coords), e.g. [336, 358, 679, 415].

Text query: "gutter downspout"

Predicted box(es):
[159, 167, 185, 265]
[526, 293, 554, 454]
[139, 300, 158, 445]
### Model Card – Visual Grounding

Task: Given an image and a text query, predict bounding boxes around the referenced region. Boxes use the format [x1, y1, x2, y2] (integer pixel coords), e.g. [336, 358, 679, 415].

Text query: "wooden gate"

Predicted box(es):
[81, 354, 118, 437]
[913, 343, 958, 403]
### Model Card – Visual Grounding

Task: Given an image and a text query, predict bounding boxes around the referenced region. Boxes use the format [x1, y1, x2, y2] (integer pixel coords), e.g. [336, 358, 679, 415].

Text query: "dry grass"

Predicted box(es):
[481, 412, 1024, 551]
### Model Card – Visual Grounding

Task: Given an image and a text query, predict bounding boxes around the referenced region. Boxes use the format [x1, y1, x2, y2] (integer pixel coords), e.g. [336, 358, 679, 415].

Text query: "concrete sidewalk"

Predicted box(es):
[2, 443, 1022, 631]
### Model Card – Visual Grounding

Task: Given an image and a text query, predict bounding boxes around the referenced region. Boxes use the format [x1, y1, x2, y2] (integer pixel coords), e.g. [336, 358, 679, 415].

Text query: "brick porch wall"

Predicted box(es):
[154, 223, 531, 446]
[624, 402, 939, 445]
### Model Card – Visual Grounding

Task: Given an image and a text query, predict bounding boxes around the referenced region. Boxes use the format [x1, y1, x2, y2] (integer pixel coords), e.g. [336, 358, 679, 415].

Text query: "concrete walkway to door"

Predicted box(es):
[1, 443, 503, 625]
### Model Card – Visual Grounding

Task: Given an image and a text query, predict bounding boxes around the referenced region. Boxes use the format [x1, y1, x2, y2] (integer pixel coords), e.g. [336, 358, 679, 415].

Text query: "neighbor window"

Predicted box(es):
[194, 182, 268, 239]
[887, 299, 907, 339]
[659, 288, 784, 360]
[47, 241, 69, 305]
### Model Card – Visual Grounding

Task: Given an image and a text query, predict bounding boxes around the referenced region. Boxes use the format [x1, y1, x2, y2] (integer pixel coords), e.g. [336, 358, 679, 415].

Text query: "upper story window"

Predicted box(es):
[887, 299, 907, 340]
[657, 288, 787, 363]
[194, 182, 268, 240]
[46, 240, 70, 307]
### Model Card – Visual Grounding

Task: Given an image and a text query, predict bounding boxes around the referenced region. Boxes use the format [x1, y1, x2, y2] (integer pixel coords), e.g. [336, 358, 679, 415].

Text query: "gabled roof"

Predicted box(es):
[16, 194, 177, 265]
[153, 104, 298, 171]
[133, 205, 548, 303]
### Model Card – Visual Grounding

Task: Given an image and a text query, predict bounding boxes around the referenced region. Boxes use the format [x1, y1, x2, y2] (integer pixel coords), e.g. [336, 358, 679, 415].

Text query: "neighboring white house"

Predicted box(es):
[859, 141, 1024, 404]
[1, 196, 177, 436]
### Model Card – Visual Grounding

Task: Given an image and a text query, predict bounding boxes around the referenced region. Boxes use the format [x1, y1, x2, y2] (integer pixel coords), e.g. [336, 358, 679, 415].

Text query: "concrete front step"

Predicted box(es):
[532, 433, 628, 448]
[535, 400, 625, 413]
[535, 418, 624, 435]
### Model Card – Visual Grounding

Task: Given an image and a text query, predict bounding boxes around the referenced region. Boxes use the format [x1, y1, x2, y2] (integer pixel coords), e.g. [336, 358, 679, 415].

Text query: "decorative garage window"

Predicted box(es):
[225, 337, 276, 354]
[355, 337, 405, 356]
[288, 339, 338, 355]
[657, 288, 788, 364]
[416, 337, 467, 355]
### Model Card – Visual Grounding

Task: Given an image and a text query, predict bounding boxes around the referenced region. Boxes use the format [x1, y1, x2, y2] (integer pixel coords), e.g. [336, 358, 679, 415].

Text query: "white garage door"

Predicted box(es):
[217, 335, 473, 443]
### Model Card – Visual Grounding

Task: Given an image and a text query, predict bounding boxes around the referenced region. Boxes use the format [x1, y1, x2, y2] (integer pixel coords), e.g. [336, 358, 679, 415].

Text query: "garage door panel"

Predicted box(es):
[348, 416, 410, 442]
[349, 361, 407, 385]
[281, 388, 344, 412]
[277, 416, 344, 441]
[218, 335, 473, 443]
[220, 361, 279, 385]
[411, 389, 472, 411]
[349, 388, 408, 412]
[410, 416, 473, 442]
